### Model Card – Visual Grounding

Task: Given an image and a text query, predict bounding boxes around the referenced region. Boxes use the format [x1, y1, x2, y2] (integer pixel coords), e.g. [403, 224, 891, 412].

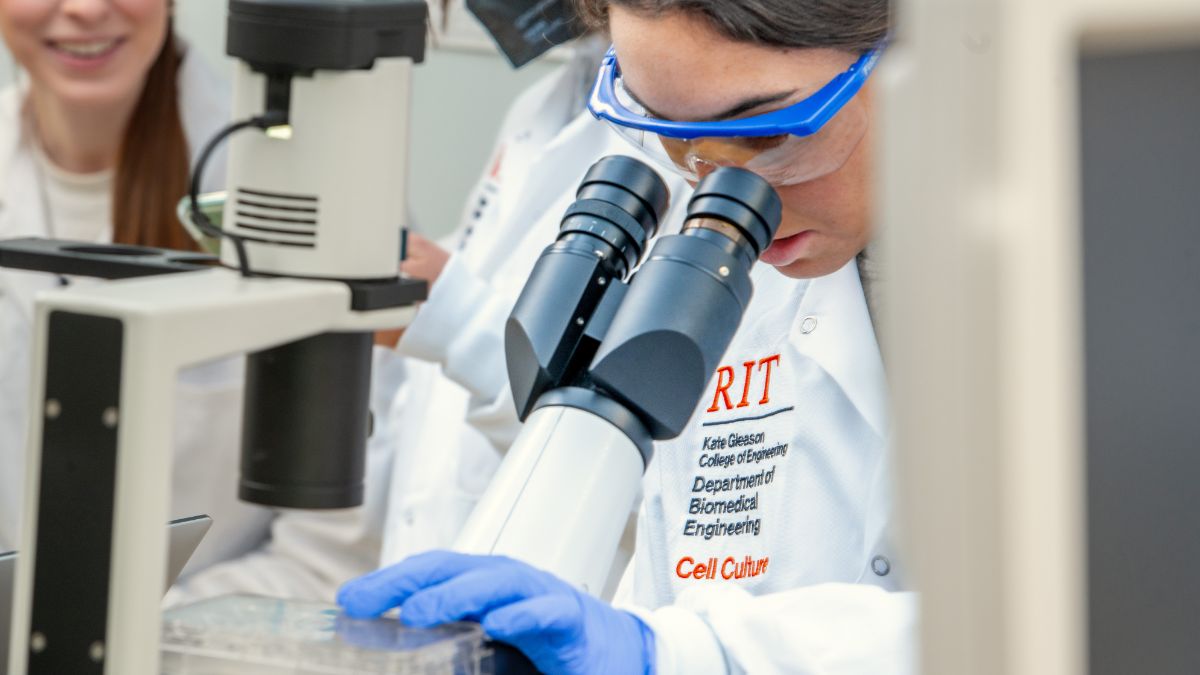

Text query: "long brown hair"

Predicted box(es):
[112, 25, 195, 250]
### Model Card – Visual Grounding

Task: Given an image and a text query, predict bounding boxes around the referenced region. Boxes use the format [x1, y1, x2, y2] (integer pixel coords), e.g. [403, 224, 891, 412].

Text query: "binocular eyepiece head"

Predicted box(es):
[588, 166, 784, 440]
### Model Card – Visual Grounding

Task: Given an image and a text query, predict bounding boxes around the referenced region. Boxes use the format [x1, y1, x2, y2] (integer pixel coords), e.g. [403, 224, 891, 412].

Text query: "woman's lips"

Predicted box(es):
[45, 37, 125, 71]
[760, 230, 814, 267]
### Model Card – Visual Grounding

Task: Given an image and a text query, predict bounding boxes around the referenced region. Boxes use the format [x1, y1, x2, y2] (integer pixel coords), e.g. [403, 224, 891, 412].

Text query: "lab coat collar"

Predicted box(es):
[794, 259, 889, 438]
[0, 84, 29, 211]
[0, 81, 43, 239]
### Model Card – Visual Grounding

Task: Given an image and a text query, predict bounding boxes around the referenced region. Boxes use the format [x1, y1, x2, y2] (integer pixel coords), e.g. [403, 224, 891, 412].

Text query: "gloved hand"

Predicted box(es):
[338, 551, 655, 675]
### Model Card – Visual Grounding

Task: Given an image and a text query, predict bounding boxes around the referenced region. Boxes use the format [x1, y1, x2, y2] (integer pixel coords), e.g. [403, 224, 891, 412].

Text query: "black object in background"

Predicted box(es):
[466, 0, 583, 68]
[1080, 43, 1200, 675]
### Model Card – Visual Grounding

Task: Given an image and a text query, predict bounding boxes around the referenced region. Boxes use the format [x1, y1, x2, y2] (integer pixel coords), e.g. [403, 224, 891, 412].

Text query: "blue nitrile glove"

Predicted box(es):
[338, 551, 655, 675]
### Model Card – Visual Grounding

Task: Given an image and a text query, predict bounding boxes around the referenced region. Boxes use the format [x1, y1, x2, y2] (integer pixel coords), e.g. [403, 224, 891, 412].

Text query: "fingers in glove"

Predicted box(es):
[481, 595, 587, 675]
[338, 551, 499, 618]
[400, 565, 561, 627]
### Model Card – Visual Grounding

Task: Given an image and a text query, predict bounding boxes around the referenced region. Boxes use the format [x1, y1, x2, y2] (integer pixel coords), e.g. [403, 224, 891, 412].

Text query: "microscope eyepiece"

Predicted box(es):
[682, 168, 783, 265]
[558, 155, 669, 278]
[577, 155, 671, 237]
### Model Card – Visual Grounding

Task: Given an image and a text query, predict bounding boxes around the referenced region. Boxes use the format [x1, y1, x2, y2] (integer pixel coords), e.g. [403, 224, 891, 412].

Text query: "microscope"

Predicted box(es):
[454, 156, 783, 595]
[1, 1, 427, 673]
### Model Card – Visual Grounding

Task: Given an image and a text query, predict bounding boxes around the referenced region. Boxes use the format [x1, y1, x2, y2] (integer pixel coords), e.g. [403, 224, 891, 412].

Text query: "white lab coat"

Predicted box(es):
[417, 159, 918, 668]
[0, 45, 384, 602]
[622, 262, 917, 674]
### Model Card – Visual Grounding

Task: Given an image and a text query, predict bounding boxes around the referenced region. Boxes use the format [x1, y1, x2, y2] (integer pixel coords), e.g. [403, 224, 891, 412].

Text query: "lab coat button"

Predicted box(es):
[801, 316, 818, 334]
[872, 555, 891, 576]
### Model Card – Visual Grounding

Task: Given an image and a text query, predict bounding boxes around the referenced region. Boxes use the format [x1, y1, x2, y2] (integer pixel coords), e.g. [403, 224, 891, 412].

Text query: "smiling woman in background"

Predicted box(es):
[0, 0, 221, 248]
[0, 0, 269, 579]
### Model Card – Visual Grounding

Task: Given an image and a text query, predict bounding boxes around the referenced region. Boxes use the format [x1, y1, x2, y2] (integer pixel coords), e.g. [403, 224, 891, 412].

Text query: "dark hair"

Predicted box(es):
[112, 26, 194, 250]
[574, 0, 889, 53]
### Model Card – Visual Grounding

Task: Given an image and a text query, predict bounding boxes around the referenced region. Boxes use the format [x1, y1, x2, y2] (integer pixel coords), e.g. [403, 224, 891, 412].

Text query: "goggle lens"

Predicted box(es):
[607, 74, 870, 186]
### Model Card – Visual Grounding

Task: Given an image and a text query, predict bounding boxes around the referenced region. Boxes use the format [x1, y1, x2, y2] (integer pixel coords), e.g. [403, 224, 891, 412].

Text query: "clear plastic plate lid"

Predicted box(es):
[161, 594, 489, 675]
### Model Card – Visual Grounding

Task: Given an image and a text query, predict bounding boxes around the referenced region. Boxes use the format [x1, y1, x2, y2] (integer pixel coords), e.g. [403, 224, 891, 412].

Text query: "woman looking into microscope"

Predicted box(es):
[340, 1, 917, 673]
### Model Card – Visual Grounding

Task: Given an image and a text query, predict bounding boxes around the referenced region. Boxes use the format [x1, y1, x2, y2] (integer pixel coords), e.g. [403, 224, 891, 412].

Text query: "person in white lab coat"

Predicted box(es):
[0, 0, 381, 599]
[0, 0, 276, 571]
[339, 0, 917, 673]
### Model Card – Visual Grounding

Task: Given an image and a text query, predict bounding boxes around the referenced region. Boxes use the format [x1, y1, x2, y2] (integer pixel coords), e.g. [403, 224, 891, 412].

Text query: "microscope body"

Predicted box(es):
[3, 2, 429, 673]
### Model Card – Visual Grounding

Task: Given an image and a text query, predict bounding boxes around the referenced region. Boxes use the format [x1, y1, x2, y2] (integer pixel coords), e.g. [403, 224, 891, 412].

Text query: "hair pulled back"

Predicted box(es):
[574, 0, 889, 53]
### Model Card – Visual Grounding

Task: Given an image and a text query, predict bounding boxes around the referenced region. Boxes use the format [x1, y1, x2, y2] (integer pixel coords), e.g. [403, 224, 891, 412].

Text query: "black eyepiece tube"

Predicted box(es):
[685, 166, 782, 255]
[559, 155, 670, 276]
[505, 156, 670, 420]
[575, 155, 670, 233]
[239, 332, 373, 509]
[589, 168, 783, 439]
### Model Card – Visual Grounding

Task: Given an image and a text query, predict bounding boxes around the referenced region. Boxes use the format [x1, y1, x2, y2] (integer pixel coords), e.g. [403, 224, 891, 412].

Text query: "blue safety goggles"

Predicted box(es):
[588, 44, 884, 185]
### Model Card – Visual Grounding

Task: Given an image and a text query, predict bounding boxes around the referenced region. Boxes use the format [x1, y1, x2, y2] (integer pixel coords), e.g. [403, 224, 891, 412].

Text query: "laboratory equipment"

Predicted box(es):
[1, 1, 429, 673]
[160, 595, 489, 675]
[454, 156, 783, 595]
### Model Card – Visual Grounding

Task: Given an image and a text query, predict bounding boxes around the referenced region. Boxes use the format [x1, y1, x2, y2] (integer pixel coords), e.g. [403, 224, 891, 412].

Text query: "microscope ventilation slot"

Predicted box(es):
[233, 187, 319, 249]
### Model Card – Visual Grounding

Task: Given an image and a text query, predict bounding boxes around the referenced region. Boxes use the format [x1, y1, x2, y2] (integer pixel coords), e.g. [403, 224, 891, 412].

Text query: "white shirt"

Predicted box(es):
[32, 146, 113, 244]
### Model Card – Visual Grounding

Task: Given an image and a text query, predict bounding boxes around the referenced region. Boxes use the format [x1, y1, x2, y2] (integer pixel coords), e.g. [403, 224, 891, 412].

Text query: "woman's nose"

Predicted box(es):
[60, 0, 112, 24]
[691, 157, 720, 180]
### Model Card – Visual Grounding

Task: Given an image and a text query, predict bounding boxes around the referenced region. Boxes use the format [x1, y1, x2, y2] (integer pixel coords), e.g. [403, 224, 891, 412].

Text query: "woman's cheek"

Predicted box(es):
[0, 4, 47, 70]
